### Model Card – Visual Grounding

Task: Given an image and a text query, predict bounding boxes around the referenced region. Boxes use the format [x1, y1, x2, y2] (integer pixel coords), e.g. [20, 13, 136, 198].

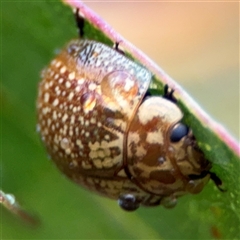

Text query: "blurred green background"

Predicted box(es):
[1, 1, 239, 239]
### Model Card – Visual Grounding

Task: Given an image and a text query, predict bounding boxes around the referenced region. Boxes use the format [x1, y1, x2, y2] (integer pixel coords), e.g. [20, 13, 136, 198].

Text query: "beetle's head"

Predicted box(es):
[127, 96, 211, 201]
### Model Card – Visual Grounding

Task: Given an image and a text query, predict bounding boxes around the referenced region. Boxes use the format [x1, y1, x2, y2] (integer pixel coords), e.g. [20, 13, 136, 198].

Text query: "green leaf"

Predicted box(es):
[2, 1, 239, 239]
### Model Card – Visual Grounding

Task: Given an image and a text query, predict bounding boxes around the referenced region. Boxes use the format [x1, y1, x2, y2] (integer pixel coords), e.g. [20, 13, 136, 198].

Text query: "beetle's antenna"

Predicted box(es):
[113, 42, 125, 55]
[74, 8, 84, 38]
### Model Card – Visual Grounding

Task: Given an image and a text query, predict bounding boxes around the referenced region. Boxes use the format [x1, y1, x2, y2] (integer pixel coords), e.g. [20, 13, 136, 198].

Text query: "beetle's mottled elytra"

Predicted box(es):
[36, 9, 223, 211]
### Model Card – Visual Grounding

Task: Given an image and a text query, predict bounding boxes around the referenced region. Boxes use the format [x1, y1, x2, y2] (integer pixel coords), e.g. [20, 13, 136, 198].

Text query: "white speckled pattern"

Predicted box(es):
[37, 39, 212, 209]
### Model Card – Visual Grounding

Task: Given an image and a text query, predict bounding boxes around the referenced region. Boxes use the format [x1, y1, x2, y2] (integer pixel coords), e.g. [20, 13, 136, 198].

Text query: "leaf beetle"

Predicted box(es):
[36, 8, 223, 211]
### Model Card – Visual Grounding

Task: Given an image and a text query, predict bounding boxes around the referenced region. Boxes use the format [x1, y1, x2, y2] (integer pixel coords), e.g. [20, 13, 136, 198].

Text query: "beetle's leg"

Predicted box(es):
[74, 8, 84, 38]
[163, 84, 177, 103]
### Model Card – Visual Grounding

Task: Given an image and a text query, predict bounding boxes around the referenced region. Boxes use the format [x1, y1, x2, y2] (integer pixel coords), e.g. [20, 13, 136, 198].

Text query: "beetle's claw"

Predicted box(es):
[163, 85, 177, 103]
[74, 8, 84, 38]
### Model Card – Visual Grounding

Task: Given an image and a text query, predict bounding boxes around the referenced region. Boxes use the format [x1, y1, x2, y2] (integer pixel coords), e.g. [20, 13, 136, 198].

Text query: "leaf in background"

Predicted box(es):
[2, 1, 239, 239]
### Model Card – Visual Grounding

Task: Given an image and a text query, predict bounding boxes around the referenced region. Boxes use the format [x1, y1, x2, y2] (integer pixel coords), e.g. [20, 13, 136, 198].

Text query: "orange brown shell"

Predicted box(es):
[37, 39, 212, 210]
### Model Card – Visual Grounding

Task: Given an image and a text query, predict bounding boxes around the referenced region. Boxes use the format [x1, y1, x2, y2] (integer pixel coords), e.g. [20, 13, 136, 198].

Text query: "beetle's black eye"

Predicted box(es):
[170, 123, 189, 142]
[118, 194, 139, 211]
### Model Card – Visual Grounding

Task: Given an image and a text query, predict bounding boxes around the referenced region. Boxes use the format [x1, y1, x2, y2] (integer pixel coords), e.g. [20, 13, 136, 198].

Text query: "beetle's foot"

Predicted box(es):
[163, 84, 177, 103]
[118, 194, 140, 211]
[74, 8, 84, 38]
[209, 172, 226, 192]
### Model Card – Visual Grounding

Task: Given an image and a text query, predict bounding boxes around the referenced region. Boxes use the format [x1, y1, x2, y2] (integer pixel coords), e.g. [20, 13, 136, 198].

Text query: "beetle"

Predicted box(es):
[36, 9, 223, 211]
